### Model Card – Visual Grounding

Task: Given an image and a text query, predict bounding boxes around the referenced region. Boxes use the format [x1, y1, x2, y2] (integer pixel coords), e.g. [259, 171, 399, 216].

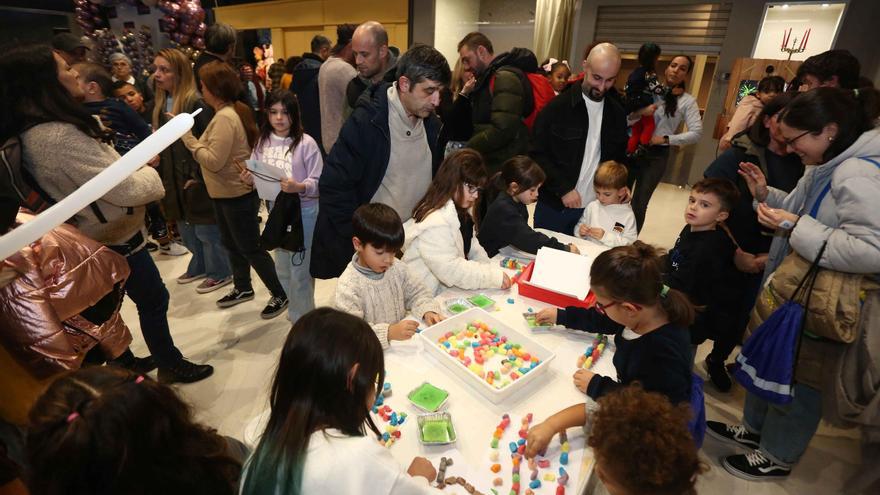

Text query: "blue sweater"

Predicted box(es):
[557, 306, 693, 404]
[84, 98, 151, 155]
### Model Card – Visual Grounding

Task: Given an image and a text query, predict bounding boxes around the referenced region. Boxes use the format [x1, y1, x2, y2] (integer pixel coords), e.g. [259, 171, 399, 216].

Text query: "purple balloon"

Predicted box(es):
[195, 22, 206, 36]
[180, 22, 197, 35]
[168, 2, 181, 17]
[192, 36, 205, 50]
[178, 34, 191, 45]
[161, 15, 177, 32]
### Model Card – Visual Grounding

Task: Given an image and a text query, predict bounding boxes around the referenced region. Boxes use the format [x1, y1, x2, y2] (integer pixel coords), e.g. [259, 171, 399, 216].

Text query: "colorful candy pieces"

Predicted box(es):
[437, 322, 541, 389]
[577, 335, 608, 369]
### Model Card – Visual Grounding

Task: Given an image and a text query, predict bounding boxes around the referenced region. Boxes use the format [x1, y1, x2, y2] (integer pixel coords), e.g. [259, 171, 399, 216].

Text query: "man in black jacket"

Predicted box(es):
[291, 35, 330, 153]
[345, 21, 398, 113]
[310, 45, 450, 279]
[530, 42, 628, 234]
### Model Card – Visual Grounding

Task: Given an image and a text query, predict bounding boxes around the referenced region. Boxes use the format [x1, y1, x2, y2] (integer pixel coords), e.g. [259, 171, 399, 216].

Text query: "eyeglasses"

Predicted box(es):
[464, 182, 483, 195]
[594, 300, 642, 315]
[783, 130, 811, 147]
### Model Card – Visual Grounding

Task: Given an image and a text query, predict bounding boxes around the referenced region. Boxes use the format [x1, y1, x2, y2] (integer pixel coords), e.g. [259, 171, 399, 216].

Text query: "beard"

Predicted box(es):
[583, 84, 605, 102]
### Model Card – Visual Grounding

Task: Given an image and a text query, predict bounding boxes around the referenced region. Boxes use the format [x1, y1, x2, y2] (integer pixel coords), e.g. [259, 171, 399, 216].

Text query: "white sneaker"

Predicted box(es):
[159, 241, 188, 256]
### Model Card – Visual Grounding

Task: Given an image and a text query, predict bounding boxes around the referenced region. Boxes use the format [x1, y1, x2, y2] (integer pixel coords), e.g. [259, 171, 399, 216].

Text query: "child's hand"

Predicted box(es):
[568, 243, 580, 254]
[573, 369, 595, 393]
[734, 248, 768, 274]
[406, 457, 437, 482]
[535, 307, 557, 325]
[587, 227, 605, 240]
[280, 177, 305, 194]
[239, 168, 254, 186]
[525, 420, 556, 459]
[423, 311, 444, 325]
[578, 224, 589, 237]
[500, 272, 512, 289]
[388, 320, 419, 341]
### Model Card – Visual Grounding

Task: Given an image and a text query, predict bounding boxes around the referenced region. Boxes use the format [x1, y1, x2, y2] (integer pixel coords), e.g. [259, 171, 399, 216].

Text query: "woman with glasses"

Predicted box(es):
[402, 149, 511, 296]
[708, 86, 880, 483]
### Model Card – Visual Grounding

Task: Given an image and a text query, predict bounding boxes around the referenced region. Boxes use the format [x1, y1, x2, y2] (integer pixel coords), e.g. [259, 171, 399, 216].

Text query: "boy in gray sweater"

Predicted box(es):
[334, 203, 443, 349]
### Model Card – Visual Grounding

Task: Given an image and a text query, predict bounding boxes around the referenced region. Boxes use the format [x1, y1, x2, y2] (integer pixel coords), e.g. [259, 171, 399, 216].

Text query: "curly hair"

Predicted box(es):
[26, 367, 241, 495]
[589, 385, 706, 495]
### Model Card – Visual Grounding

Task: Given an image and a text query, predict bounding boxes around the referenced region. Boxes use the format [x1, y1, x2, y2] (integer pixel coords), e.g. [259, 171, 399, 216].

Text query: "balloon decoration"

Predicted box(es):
[158, 0, 206, 61]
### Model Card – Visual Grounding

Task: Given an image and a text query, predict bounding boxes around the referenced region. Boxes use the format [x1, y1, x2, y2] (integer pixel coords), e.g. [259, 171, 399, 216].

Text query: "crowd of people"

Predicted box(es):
[0, 17, 877, 495]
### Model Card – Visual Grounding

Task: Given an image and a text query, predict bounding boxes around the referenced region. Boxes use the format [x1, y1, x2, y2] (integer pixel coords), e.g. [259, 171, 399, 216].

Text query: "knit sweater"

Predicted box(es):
[318, 56, 357, 153]
[334, 256, 439, 349]
[20, 122, 164, 246]
[181, 105, 252, 199]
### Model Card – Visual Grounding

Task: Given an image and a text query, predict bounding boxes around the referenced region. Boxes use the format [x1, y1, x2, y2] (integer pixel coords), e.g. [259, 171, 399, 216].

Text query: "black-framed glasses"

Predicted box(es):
[464, 182, 483, 195]
[783, 130, 811, 147]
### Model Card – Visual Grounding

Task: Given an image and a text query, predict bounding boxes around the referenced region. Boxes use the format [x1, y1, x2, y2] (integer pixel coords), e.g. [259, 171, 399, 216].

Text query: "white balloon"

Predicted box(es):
[0, 110, 202, 261]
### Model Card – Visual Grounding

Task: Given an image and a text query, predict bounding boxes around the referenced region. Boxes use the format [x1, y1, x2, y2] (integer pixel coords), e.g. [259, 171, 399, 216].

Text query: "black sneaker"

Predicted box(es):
[723, 450, 791, 481]
[157, 359, 214, 384]
[704, 356, 733, 392]
[216, 288, 255, 308]
[260, 295, 289, 319]
[706, 421, 761, 449]
[144, 241, 159, 252]
[107, 349, 157, 374]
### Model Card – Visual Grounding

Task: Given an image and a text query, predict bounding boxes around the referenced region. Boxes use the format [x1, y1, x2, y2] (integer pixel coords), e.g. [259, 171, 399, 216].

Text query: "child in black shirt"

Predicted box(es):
[665, 178, 742, 392]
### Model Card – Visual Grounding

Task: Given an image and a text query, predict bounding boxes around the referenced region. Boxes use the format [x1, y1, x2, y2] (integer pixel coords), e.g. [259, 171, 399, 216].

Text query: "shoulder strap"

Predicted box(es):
[809, 156, 880, 218]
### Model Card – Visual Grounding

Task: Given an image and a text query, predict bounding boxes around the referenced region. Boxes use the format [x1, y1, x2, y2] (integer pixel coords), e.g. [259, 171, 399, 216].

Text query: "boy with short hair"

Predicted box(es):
[665, 177, 742, 391]
[334, 203, 443, 350]
[112, 80, 153, 126]
[74, 63, 151, 155]
[574, 161, 637, 247]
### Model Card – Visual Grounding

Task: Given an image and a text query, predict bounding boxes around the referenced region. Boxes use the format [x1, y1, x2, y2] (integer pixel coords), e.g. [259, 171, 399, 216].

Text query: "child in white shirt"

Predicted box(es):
[575, 161, 637, 247]
[335, 203, 443, 349]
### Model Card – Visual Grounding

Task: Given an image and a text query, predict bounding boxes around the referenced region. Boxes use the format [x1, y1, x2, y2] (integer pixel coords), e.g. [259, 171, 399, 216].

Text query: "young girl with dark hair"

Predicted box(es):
[535, 241, 695, 405]
[241, 89, 323, 322]
[182, 60, 289, 320]
[477, 155, 579, 257]
[241, 308, 441, 494]
[0, 44, 211, 384]
[25, 367, 244, 495]
[719, 75, 786, 151]
[402, 149, 510, 295]
[624, 42, 664, 157]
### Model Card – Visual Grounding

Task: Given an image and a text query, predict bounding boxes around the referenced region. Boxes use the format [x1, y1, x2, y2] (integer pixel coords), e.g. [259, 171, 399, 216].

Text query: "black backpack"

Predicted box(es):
[0, 136, 54, 214]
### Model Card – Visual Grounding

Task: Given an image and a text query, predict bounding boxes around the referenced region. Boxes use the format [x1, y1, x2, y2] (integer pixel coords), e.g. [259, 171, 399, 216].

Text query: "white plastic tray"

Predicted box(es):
[418, 308, 556, 404]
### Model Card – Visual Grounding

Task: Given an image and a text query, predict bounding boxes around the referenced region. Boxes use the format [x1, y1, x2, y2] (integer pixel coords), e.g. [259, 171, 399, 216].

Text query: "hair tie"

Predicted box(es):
[853, 88, 860, 99]
[135, 375, 145, 384]
[660, 284, 670, 299]
[66, 412, 80, 423]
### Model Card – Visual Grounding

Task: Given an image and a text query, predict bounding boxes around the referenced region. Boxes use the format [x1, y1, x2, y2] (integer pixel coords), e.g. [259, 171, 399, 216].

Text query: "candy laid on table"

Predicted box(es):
[523, 312, 551, 331]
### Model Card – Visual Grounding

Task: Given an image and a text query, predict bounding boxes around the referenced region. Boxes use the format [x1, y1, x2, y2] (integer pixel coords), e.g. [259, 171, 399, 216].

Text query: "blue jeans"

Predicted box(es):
[125, 248, 182, 367]
[533, 200, 584, 235]
[271, 203, 318, 321]
[743, 383, 822, 466]
[178, 221, 231, 280]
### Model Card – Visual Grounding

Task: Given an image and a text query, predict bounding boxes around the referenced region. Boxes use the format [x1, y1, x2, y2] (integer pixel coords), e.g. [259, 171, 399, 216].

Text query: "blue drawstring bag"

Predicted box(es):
[733, 242, 827, 404]
[688, 372, 706, 448]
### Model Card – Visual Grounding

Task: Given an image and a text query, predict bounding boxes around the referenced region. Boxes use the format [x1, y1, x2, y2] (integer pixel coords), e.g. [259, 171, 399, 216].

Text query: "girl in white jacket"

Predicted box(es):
[402, 150, 511, 295]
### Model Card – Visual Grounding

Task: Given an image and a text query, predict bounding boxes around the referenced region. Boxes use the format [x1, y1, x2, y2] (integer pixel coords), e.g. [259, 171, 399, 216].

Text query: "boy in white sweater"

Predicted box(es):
[335, 203, 443, 349]
[575, 161, 638, 247]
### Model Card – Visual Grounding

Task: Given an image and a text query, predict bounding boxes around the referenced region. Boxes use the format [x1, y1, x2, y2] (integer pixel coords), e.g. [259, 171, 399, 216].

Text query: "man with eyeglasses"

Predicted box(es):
[311, 45, 451, 279]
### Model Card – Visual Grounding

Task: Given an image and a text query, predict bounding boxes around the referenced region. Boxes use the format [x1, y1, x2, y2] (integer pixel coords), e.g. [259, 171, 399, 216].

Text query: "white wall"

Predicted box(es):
[478, 0, 536, 54]
[752, 3, 845, 61]
[434, 0, 480, 65]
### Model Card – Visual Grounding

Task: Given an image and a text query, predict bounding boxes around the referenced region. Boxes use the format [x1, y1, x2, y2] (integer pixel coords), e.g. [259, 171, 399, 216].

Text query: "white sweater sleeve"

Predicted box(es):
[574, 201, 599, 238]
[419, 225, 504, 291]
[599, 208, 638, 247]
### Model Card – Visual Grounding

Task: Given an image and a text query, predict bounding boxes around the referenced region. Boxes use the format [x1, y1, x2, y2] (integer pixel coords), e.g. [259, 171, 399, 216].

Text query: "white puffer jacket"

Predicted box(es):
[402, 200, 505, 295]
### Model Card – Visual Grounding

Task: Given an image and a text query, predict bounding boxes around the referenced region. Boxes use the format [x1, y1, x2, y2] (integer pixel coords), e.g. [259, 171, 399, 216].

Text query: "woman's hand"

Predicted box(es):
[573, 369, 595, 393]
[535, 307, 557, 325]
[756, 203, 799, 231]
[461, 76, 477, 96]
[737, 162, 769, 202]
[649, 135, 667, 146]
[239, 168, 254, 186]
[280, 177, 305, 194]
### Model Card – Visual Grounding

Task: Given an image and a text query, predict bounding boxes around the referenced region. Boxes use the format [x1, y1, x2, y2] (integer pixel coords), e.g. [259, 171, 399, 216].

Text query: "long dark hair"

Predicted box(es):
[241, 308, 386, 495]
[256, 89, 304, 157]
[26, 367, 241, 495]
[411, 149, 488, 228]
[492, 155, 545, 196]
[663, 55, 692, 118]
[590, 241, 695, 328]
[780, 86, 880, 163]
[0, 44, 107, 143]
[747, 92, 793, 147]
[199, 60, 259, 148]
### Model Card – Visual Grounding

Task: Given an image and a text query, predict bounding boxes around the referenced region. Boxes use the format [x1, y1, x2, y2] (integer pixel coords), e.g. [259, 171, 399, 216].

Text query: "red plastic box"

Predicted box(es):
[514, 261, 595, 309]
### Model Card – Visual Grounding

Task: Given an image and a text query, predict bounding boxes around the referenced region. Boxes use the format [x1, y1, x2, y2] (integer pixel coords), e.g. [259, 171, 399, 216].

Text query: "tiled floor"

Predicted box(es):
[121, 183, 860, 494]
